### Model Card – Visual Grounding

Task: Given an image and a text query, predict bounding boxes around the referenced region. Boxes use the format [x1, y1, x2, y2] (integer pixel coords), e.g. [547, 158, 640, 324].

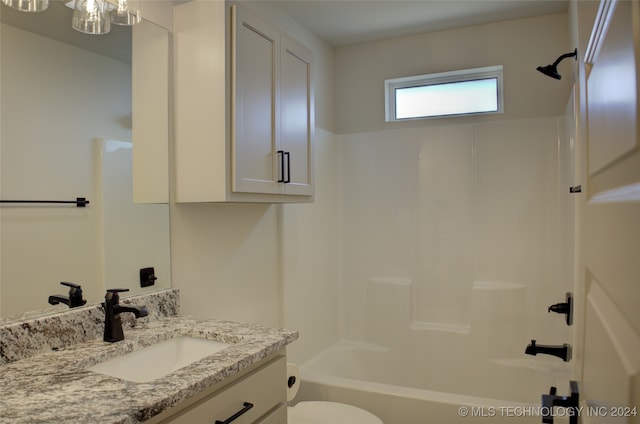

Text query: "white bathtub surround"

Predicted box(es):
[0, 289, 180, 364]
[331, 246, 571, 422]
[340, 117, 573, 346]
[471, 281, 528, 359]
[360, 279, 569, 401]
[287, 116, 574, 424]
[298, 341, 569, 424]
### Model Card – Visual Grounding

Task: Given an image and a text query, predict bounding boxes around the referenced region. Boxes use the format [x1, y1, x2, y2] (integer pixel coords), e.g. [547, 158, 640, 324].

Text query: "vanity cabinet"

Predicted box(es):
[174, 1, 314, 203]
[152, 355, 287, 424]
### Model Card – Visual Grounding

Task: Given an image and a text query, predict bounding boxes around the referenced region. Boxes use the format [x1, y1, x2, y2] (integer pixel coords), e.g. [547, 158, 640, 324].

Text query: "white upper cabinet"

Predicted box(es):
[174, 1, 314, 203]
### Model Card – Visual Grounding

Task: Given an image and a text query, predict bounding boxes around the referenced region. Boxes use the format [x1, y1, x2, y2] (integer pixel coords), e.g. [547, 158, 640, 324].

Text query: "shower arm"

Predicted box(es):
[551, 49, 578, 67]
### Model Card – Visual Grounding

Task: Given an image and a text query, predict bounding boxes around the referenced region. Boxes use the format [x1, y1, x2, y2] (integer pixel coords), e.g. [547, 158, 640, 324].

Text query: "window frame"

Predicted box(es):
[384, 65, 504, 122]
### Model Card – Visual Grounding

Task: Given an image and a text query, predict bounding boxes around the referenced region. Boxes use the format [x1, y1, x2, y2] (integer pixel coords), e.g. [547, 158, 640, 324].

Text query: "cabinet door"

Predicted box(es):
[232, 5, 280, 194]
[160, 356, 286, 424]
[258, 404, 287, 424]
[280, 34, 314, 196]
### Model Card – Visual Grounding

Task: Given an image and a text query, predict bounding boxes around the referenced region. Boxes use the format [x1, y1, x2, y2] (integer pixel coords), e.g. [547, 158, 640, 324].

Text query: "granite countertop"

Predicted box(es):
[0, 316, 298, 424]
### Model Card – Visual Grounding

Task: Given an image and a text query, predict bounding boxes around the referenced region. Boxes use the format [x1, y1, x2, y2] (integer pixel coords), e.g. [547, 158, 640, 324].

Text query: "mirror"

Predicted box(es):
[0, 0, 171, 321]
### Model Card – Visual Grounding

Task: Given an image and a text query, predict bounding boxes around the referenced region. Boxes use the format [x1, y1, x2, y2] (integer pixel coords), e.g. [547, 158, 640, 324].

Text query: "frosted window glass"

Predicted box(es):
[384, 65, 503, 122]
[395, 78, 498, 119]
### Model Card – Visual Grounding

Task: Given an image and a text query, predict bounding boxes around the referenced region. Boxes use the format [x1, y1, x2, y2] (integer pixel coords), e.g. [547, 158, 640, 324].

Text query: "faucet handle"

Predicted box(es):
[60, 281, 81, 289]
[61, 282, 87, 307]
[105, 288, 130, 303]
[547, 292, 573, 325]
[569, 380, 580, 401]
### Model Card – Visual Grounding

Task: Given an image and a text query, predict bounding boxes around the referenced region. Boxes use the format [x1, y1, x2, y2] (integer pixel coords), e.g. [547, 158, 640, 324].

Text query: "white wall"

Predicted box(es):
[281, 129, 341, 362]
[335, 13, 572, 134]
[171, 1, 340, 353]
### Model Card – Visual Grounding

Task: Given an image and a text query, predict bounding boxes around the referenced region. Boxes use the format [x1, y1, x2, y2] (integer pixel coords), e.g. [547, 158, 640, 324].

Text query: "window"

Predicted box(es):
[385, 65, 504, 121]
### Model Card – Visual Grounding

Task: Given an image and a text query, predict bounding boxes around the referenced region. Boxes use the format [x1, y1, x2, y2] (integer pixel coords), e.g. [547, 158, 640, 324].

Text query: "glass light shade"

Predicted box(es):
[2, 0, 49, 12]
[109, 0, 141, 26]
[72, 0, 110, 35]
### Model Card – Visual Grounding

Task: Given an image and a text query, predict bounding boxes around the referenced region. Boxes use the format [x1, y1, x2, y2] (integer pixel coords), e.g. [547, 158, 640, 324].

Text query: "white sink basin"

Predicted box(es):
[87, 336, 232, 383]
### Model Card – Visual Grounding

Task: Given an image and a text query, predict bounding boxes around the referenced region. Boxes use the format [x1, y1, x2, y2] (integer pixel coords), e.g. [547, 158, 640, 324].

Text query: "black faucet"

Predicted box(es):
[48, 282, 87, 308]
[525, 340, 572, 362]
[541, 381, 579, 424]
[103, 288, 148, 343]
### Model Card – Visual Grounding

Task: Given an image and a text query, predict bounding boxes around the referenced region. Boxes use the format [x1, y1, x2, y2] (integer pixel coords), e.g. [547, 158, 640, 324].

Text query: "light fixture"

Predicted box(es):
[109, 0, 141, 26]
[1, 0, 49, 12]
[72, 0, 110, 35]
[1, 0, 142, 35]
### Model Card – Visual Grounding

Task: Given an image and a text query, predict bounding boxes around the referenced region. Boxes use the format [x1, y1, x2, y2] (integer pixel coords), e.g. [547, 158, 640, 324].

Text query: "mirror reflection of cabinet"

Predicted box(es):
[0, 1, 172, 320]
[132, 18, 169, 204]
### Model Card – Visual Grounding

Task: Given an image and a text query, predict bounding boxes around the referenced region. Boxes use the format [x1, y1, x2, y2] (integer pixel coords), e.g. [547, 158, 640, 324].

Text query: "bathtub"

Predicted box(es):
[296, 340, 571, 424]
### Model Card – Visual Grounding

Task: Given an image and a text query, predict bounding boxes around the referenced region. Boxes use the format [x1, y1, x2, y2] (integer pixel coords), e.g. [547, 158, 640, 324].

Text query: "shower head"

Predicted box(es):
[537, 64, 562, 80]
[537, 48, 577, 80]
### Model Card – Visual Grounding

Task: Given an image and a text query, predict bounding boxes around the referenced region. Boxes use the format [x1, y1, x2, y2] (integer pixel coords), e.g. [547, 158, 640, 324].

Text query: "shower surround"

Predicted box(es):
[340, 116, 573, 346]
[292, 116, 575, 423]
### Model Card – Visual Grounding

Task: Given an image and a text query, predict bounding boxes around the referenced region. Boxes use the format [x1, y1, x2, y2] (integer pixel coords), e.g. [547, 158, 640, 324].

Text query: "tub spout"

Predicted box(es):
[525, 340, 571, 362]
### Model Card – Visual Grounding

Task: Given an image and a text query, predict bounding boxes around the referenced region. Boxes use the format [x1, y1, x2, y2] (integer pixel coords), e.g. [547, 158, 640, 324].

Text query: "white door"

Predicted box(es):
[576, 0, 640, 419]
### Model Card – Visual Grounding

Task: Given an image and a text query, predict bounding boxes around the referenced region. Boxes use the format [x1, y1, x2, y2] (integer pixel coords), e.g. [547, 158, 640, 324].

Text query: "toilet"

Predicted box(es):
[286, 363, 383, 423]
[288, 401, 384, 424]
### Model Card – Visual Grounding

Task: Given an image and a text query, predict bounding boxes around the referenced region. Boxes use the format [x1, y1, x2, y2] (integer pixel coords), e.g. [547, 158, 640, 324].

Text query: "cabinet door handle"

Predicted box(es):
[284, 151, 291, 183]
[214, 402, 254, 424]
[277, 150, 285, 183]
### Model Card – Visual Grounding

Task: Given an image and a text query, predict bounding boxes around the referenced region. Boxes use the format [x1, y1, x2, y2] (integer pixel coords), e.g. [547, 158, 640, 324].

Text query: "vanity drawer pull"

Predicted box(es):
[215, 402, 254, 424]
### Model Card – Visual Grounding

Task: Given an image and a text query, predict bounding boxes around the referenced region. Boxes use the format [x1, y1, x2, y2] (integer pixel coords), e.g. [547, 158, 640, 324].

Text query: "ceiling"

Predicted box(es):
[2, 1, 569, 57]
[265, 0, 569, 46]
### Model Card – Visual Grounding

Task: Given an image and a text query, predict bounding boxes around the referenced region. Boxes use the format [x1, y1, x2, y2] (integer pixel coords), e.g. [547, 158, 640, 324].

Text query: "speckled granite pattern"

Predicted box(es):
[0, 315, 298, 423]
[0, 304, 70, 325]
[0, 289, 180, 365]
